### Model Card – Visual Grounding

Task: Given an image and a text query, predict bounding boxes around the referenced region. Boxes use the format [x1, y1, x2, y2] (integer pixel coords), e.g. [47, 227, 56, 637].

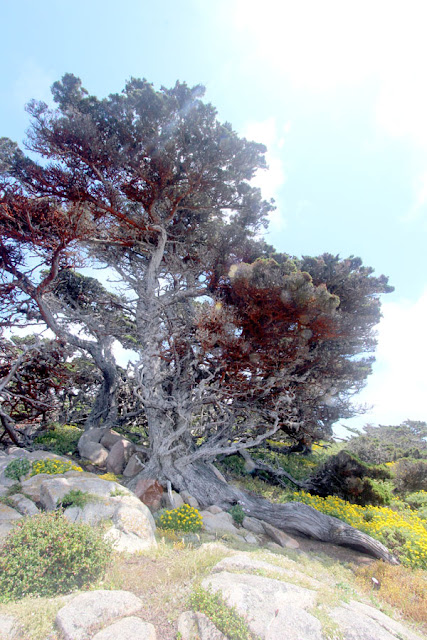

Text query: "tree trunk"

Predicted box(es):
[128, 457, 399, 564]
[84, 361, 119, 430]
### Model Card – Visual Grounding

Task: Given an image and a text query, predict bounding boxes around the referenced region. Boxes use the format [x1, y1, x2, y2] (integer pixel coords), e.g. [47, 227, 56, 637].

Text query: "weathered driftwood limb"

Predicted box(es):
[129, 459, 399, 564]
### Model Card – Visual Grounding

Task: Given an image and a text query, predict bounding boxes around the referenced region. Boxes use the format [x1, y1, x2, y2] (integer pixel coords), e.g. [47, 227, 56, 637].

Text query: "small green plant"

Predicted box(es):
[189, 585, 255, 640]
[4, 457, 30, 481]
[405, 490, 427, 509]
[59, 489, 100, 509]
[228, 503, 245, 525]
[110, 487, 127, 497]
[34, 424, 82, 455]
[31, 458, 82, 476]
[158, 503, 203, 532]
[0, 512, 112, 602]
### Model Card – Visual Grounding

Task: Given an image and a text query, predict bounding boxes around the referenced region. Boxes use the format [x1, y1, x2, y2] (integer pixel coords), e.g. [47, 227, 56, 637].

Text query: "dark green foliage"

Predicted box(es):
[189, 586, 255, 640]
[394, 459, 427, 494]
[228, 504, 245, 525]
[34, 423, 82, 455]
[405, 491, 427, 510]
[346, 421, 427, 465]
[59, 489, 100, 509]
[4, 458, 30, 481]
[304, 450, 393, 505]
[0, 512, 112, 601]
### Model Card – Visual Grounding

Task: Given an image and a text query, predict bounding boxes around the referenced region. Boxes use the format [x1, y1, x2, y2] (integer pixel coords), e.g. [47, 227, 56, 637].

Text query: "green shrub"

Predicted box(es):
[34, 424, 82, 455]
[189, 586, 255, 640]
[228, 503, 245, 525]
[31, 458, 82, 476]
[405, 490, 427, 510]
[59, 489, 100, 509]
[158, 504, 203, 532]
[0, 512, 112, 601]
[394, 459, 427, 494]
[4, 458, 30, 481]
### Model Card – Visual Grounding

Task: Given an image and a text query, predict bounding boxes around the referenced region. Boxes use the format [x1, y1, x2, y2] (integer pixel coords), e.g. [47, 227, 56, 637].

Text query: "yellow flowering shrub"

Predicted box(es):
[158, 503, 203, 532]
[98, 472, 119, 482]
[31, 459, 82, 476]
[288, 491, 427, 569]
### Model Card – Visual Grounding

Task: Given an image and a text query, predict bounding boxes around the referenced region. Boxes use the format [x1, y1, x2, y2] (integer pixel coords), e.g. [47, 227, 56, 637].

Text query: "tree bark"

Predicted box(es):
[128, 458, 399, 564]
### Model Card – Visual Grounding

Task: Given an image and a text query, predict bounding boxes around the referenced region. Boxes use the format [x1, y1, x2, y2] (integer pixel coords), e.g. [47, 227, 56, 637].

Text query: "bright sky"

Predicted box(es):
[1, 0, 426, 434]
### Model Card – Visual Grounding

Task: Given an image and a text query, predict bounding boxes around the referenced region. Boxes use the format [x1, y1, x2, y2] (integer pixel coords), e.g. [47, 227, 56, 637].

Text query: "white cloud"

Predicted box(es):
[341, 289, 427, 432]
[403, 171, 427, 223]
[231, 0, 427, 146]
[243, 117, 289, 229]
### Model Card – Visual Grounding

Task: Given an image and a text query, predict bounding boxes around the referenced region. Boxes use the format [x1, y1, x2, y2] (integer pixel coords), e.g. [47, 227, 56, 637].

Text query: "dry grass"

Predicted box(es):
[0, 594, 72, 640]
[1, 535, 426, 640]
[100, 540, 232, 639]
[354, 560, 427, 634]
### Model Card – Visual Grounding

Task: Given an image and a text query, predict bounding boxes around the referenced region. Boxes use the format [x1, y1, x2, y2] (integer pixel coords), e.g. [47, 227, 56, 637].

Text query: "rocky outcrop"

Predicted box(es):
[0, 449, 157, 553]
[178, 611, 227, 640]
[177, 549, 423, 640]
[55, 590, 144, 640]
[91, 617, 156, 640]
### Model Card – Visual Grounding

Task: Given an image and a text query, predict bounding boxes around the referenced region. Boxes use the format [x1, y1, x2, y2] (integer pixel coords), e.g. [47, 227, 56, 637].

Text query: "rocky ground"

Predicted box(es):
[0, 444, 426, 640]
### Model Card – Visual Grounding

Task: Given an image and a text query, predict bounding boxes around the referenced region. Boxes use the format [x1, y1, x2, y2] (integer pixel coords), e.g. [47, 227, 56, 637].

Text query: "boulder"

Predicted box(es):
[170, 490, 184, 509]
[211, 554, 290, 576]
[206, 505, 223, 514]
[92, 617, 156, 640]
[106, 439, 135, 474]
[135, 478, 164, 511]
[244, 532, 258, 544]
[178, 611, 227, 639]
[0, 613, 21, 639]
[26, 451, 71, 462]
[113, 503, 157, 541]
[79, 428, 104, 445]
[39, 476, 130, 510]
[330, 601, 425, 640]
[100, 429, 123, 449]
[123, 453, 145, 477]
[0, 522, 15, 543]
[104, 526, 155, 553]
[202, 571, 322, 640]
[210, 553, 322, 590]
[8, 493, 39, 516]
[200, 510, 240, 536]
[64, 502, 115, 525]
[242, 515, 265, 535]
[78, 441, 109, 467]
[262, 521, 300, 549]
[21, 473, 55, 502]
[0, 503, 22, 524]
[55, 590, 143, 640]
[180, 491, 200, 509]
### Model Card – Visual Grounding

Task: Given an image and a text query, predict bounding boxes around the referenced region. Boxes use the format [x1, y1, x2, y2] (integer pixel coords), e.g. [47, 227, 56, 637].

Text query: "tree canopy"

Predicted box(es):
[0, 74, 393, 501]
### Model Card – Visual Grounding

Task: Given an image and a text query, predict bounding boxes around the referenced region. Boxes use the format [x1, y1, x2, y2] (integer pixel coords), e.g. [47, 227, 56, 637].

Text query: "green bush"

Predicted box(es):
[0, 512, 112, 602]
[59, 489, 100, 509]
[395, 460, 427, 494]
[4, 458, 30, 481]
[189, 586, 255, 640]
[228, 504, 245, 525]
[405, 491, 427, 509]
[34, 424, 82, 455]
[158, 504, 203, 532]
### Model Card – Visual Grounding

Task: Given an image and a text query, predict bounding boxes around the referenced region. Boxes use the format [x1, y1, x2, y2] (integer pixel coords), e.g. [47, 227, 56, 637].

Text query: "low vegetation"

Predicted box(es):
[157, 504, 203, 532]
[189, 585, 255, 640]
[0, 512, 112, 602]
